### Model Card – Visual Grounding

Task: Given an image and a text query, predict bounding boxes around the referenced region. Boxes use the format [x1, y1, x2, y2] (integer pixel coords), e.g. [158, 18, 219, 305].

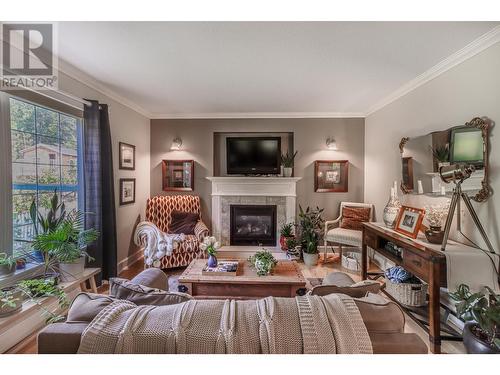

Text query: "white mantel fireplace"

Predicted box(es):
[206, 177, 302, 248]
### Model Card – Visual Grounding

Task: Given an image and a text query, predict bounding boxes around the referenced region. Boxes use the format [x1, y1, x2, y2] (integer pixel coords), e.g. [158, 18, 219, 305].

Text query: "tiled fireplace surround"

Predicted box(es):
[207, 177, 302, 248]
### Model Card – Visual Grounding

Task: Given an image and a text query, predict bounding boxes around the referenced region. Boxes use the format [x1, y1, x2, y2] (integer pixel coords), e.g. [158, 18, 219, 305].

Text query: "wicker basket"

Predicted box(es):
[341, 251, 361, 273]
[385, 278, 428, 307]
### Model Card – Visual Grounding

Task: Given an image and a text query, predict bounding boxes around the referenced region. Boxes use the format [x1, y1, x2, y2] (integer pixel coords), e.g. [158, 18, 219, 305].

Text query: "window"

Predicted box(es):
[10, 97, 83, 257]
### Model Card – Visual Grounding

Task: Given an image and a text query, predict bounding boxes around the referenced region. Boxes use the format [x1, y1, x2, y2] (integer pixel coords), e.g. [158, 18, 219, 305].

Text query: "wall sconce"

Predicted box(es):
[171, 137, 183, 151]
[326, 137, 338, 150]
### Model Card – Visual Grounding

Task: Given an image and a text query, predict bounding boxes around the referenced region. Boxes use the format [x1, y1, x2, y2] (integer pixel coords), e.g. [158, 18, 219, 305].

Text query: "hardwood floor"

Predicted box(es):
[11, 253, 465, 354]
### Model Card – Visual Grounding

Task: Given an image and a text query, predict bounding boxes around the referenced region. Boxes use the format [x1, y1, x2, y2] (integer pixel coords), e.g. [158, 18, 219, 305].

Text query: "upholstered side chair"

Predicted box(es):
[323, 201, 374, 262]
[135, 195, 210, 269]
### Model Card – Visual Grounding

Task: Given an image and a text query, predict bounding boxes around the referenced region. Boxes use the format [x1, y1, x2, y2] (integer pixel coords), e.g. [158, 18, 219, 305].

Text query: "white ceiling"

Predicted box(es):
[57, 22, 499, 118]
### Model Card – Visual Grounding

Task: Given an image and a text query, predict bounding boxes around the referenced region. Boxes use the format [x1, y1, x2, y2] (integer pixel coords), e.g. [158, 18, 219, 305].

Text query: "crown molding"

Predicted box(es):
[57, 59, 152, 118]
[365, 25, 500, 117]
[149, 111, 365, 119]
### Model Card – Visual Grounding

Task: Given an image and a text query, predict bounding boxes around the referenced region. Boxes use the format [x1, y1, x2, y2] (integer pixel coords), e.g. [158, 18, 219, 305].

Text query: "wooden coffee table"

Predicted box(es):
[178, 259, 306, 299]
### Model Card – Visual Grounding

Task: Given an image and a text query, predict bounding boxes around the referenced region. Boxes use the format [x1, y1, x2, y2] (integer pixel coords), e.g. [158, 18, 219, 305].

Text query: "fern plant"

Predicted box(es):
[32, 210, 99, 265]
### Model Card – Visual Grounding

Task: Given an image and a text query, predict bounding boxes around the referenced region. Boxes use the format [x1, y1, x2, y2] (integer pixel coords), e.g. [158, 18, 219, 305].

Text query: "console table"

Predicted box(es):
[361, 222, 448, 353]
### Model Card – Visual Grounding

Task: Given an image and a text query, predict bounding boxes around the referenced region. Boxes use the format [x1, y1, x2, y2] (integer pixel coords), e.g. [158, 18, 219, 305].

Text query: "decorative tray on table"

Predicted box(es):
[202, 260, 240, 276]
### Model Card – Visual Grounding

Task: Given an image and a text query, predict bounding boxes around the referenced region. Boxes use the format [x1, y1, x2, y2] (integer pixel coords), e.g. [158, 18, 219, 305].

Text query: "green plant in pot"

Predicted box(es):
[32, 211, 99, 282]
[248, 250, 278, 276]
[0, 286, 23, 317]
[430, 144, 450, 168]
[0, 252, 16, 278]
[449, 283, 500, 354]
[17, 278, 69, 323]
[297, 206, 324, 266]
[29, 190, 66, 266]
[279, 222, 294, 251]
[281, 151, 298, 177]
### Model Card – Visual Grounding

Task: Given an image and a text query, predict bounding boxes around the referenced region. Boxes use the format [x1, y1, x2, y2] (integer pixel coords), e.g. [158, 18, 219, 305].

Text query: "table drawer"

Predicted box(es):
[364, 230, 379, 249]
[403, 251, 429, 280]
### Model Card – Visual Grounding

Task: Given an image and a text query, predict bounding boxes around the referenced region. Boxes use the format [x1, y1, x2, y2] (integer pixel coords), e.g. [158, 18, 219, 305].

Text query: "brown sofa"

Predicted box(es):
[37, 269, 427, 354]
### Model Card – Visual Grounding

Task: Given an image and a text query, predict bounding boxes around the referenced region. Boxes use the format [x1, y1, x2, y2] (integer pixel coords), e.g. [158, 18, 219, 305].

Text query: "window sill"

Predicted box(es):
[0, 262, 44, 290]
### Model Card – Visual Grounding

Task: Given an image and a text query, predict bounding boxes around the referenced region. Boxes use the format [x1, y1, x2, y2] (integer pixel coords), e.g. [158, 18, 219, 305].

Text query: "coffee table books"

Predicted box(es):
[202, 260, 240, 276]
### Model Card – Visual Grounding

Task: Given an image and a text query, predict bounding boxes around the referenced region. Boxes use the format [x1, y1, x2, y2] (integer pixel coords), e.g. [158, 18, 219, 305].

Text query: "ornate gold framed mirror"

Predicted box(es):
[398, 117, 491, 202]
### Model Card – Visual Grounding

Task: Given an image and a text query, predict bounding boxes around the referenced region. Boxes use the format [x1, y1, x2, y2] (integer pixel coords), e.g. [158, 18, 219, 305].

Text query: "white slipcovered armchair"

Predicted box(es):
[323, 202, 374, 262]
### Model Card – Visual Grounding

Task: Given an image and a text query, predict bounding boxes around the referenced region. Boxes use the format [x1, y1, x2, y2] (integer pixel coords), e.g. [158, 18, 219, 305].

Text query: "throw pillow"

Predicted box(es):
[340, 206, 370, 231]
[109, 278, 192, 306]
[169, 210, 199, 234]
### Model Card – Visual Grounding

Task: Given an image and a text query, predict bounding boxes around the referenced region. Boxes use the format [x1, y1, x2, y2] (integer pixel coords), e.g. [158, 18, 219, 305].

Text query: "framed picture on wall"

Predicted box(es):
[162, 160, 194, 191]
[314, 160, 349, 192]
[119, 178, 136, 205]
[119, 142, 136, 170]
[394, 205, 425, 239]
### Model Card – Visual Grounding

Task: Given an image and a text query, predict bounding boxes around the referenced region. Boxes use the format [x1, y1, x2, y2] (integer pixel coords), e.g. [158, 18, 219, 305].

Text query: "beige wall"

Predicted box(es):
[58, 71, 151, 268]
[150, 118, 365, 226]
[365, 43, 500, 253]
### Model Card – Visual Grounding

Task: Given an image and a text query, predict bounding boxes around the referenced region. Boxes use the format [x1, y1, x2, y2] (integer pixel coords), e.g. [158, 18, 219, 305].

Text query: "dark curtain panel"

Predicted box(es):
[84, 100, 117, 283]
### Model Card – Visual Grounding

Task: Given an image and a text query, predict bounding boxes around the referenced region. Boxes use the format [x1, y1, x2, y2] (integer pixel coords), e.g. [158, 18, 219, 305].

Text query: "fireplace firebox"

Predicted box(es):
[230, 205, 277, 246]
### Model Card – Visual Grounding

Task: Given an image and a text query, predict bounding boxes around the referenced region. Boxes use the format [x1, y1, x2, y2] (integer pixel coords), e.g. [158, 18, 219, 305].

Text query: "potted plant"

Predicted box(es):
[17, 278, 69, 323]
[279, 222, 294, 251]
[0, 253, 16, 278]
[200, 236, 221, 268]
[297, 206, 324, 266]
[449, 283, 500, 354]
[0, 286, 23, 317]
[248, 250, 278, 276]
[29, 190, 66, 263]
[430, 144, 450, 169]
[32, 211, 99, 282]
[281, 151, 298, 177]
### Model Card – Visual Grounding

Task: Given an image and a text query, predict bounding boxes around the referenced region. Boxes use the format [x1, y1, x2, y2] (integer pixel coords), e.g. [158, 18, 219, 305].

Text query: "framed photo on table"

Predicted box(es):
[394, 205, 425, 239]
[119, 178, 136, 205]
[119, 142, 136, 170]
[314, 160, 349, 192]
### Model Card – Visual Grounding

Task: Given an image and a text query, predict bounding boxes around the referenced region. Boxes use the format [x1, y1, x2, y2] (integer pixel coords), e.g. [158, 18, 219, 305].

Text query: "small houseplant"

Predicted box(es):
[281, 151, 298, 177]
[279, 222, 294, 251]
[248, 250, 278, 276]
[200, 236, 221, 267]
[449, 283, 500, 354]
[29, 190, 66, 263]
[32, 211, 99, 282]
[430, 144, 450, 168]
[297, 206, 324, 266]
[17, 278, 69, 323]
[0, 286, 23, 317]
[0, 252, 16, 278]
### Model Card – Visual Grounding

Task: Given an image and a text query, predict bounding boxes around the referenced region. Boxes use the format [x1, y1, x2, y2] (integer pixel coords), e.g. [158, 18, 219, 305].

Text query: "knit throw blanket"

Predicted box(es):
[77, 294, 372, 354]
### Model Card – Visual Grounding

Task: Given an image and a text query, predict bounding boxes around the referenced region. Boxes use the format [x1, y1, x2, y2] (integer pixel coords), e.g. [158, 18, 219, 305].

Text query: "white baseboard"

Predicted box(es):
[117, 250, 144, 274]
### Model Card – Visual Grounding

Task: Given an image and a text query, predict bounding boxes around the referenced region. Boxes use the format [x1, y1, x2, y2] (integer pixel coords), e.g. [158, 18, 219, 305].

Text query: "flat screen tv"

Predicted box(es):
[450, 127, 484, 167]
[226, 137, 281, 175]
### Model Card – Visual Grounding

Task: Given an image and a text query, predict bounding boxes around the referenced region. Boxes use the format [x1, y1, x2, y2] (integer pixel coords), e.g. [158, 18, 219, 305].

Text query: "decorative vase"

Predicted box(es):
[207, 255, 218, 268]
[424, 226, 445, 244]
[303, 252, 319, 266]
[383, 188, 402, 228]
[283, 167, 293, 177]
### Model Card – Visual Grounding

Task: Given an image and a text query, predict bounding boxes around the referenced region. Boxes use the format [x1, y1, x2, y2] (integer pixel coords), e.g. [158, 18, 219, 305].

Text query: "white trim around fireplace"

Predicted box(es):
[206, 177, 302, 248]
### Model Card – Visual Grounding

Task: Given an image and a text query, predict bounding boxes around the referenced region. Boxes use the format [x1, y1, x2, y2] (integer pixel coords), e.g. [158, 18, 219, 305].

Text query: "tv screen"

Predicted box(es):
[226, 137, 281, 175]
[450, 127, 483, 166]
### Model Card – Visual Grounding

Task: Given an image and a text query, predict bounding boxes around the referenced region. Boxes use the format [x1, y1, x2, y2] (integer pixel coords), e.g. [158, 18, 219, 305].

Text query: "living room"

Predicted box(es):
[1, 1, 500, 371]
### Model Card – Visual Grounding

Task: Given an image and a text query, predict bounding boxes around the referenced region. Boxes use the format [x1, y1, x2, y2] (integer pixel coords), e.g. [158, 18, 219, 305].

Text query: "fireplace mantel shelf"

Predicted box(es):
[206, 176, 302, 197]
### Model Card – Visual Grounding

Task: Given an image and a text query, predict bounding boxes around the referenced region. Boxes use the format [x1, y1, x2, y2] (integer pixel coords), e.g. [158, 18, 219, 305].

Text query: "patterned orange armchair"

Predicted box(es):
[134, 195, 210, 269]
